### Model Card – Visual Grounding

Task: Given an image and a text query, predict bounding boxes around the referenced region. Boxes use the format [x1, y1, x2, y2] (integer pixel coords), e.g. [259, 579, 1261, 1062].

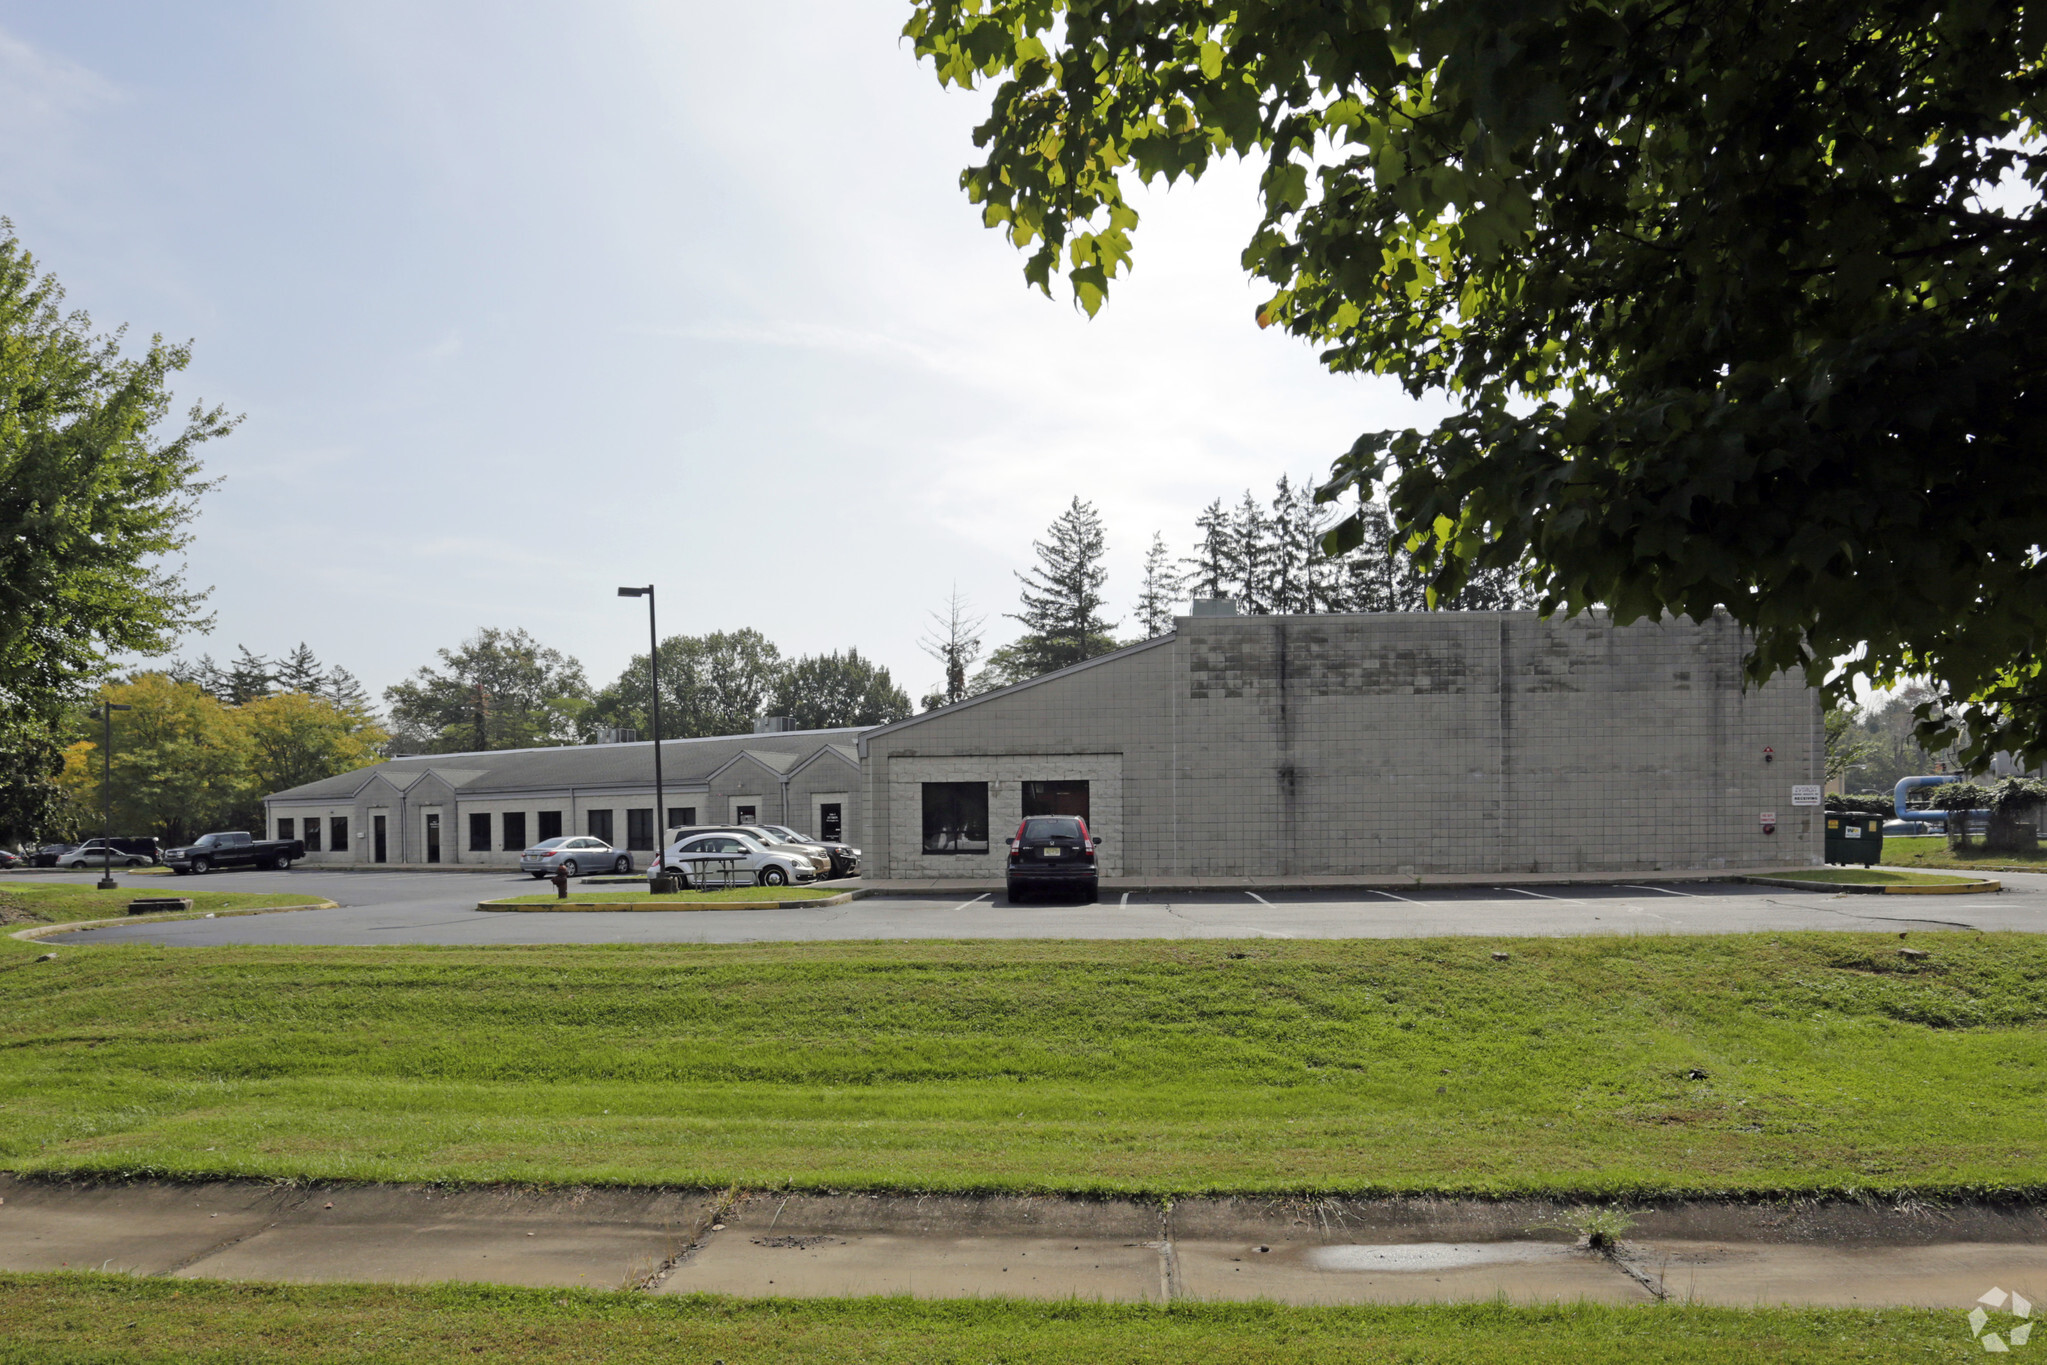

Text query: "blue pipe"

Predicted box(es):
[1894, 775, 1988, 826]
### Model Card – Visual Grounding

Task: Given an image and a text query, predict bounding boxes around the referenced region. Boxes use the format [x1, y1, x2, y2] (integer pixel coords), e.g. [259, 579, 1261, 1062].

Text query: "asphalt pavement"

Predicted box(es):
[19, 866, 2044, 946]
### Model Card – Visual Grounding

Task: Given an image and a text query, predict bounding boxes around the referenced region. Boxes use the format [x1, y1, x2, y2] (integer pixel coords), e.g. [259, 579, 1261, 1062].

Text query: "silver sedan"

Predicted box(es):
[518, 836, 632, 879]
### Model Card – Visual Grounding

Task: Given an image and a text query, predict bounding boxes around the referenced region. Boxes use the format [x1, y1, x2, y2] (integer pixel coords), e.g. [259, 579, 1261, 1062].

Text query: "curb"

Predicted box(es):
[1737, 875, 2002, 896]
[478, 890, 866, 913]
[8, 899, 341, 942]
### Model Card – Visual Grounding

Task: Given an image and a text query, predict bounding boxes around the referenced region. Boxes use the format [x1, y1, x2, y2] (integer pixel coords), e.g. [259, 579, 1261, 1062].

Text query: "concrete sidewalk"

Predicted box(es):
[5, 1177, 2044, 1309]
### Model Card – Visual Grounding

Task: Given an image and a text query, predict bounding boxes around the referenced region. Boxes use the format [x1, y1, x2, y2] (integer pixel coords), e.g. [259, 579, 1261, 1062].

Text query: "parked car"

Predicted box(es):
[664, 825, 833, 878]
[753, 823, 860, 879]
[165, 831, 306, 874]
[518, 836, 632, 879]
[1005, 815, 1102, 903]
[651, 831, 815, 888]
[29, 843, 78, 868]
[0, 848, 21, 870]
[56, 837, 161, 869]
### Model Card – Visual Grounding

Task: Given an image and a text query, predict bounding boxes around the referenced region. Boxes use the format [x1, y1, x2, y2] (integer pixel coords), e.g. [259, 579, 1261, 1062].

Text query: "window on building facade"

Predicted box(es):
[502, 811, 527, 851]
[819, 803, 842, 842]
[304, 820, 322, 852]
[921, 782, 988, 854]
[330, 816, 348, 853]
[469, 813, 491, 852]
[587, 809, 614, 845]
[626, 808, 654, 851]
[277, 818, 295, 841]
[1023, 781, 1090, 822]
[666, 806, 695, 831]
[735, 805, 757, 824]
[537, 810, 562, 841]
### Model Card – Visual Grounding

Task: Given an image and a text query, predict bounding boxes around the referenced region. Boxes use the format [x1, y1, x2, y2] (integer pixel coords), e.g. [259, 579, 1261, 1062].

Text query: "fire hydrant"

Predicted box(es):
[551, 865, 570, 900]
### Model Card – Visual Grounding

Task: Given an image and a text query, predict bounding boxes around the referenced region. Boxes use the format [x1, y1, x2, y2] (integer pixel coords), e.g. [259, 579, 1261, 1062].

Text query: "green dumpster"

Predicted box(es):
[1824, 813, 1884, 866]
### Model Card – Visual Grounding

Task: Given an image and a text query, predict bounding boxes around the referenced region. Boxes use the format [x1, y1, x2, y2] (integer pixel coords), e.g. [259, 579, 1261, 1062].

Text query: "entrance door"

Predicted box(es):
[820, 803, 843, 842]
[424, 813, 441, 864]
[373, 814, 388, 863]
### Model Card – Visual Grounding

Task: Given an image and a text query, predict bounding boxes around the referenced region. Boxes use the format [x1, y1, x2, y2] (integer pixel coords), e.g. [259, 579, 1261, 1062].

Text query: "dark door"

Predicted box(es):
[425, 813, 441, 864]
[373, 815, 388, 863]
[820, 803, 843, 842]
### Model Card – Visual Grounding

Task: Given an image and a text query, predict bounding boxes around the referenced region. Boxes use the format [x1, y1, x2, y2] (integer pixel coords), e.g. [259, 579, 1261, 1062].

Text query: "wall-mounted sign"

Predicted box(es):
[1790, 785, 1822, 806]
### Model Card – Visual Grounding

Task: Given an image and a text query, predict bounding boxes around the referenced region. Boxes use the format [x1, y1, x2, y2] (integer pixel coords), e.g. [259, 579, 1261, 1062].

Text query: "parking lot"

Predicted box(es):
[18, 866, 2041, 946]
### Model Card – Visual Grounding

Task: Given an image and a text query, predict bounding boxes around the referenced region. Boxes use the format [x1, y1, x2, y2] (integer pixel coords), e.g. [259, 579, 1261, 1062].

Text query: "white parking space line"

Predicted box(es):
[1370, 889, 1422, 903]
[951, 893, 990, 912]
[1246, 891, 1273, 905]
[1622, 884, 1697, 897]
[1120, 892, 1130, 907]
[1497, 887, 1582, 903]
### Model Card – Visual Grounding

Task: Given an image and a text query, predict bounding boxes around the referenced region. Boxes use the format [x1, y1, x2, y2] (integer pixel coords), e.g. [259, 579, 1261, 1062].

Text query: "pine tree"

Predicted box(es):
[274, 642, 326, 695]
[1182, 499, 1237, 601]
[1229, 490, 1273, 613]
[918, 585, 986, 709]
[1135, 532, 1181, 637]
[1267, 475, 1339, 615]
[1007, 497, 1118, 675]
[322, 666, 374, 714]
[222, 645, 272, 705]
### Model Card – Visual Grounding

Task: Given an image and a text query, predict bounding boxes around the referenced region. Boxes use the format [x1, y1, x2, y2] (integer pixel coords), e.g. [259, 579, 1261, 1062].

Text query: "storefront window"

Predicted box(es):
[921, 782, 988, 854]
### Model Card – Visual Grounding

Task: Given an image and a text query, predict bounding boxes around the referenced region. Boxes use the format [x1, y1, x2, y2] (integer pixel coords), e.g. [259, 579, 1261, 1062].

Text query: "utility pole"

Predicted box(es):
[617, 585, 665, 882]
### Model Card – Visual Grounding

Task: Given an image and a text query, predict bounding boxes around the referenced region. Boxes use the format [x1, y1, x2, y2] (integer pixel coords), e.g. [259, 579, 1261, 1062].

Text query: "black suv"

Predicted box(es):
[1005, 816, 1101, 903]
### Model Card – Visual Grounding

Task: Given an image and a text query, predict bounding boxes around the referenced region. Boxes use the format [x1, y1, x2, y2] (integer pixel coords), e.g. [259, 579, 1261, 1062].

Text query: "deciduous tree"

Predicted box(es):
[384, 628, 590, 752]
[773, 650, 912, 730]
[906, 0, 2047, 766]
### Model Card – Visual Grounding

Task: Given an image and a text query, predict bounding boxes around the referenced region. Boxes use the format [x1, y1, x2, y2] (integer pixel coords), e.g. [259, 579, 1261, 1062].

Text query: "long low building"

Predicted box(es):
[858, 608, 1824, 881]
[262, 728, 862, 868]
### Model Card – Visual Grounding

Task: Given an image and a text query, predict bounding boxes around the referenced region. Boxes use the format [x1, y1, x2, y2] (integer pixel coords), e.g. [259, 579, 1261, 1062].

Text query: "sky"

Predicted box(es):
[0, 1, 1447, 709]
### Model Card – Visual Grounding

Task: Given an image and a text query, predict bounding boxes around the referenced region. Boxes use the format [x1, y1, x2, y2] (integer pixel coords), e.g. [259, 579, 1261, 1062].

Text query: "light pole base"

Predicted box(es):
[96, 877, 118, 891]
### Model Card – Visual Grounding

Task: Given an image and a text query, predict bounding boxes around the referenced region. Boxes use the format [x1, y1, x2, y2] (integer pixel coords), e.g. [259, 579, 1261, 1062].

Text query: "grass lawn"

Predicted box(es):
[3, 933, 2044, 1197]
[1882, 834, 2047, 874]
[0, 1275, 1977, 1364]
[491, 886, 846, 905]
[1766, 868, 1982, 886]
[0, 880, 326, 927]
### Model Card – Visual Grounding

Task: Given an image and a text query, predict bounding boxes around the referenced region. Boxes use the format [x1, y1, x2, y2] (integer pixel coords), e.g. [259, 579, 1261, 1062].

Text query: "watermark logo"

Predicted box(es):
[1970, 1287, 2034, 1353]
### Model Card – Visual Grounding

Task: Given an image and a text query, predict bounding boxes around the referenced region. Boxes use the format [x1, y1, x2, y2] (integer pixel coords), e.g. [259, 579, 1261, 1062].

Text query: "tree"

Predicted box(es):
[0, 224, 233, 843]
[1134, 532, 1181, 638]
[1182, 499, 1236, 602]
[59, 675, 248, 845]
[907, 0, 2047, 768]
[240, 690, 388, 799]
[274, 643, 327, 696]
[1006, 497, 1119, 675]
[1824, 707, 1883, 785]
[383, 628, 590, 753]
[919, 587, 986, 709]
[773, 650, 912, 730]
[221, 645, 273, 705]
[590, 630, 786, 740]
[1226, 491, 1273, 614]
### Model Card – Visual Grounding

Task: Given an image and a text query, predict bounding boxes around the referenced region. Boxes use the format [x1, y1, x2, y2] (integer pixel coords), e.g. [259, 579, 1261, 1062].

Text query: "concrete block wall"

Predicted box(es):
[860, 610, 1823, 880]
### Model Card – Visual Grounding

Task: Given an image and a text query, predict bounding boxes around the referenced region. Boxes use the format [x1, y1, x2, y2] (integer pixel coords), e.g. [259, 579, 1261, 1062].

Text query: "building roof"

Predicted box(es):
[263, 726, 871, 803]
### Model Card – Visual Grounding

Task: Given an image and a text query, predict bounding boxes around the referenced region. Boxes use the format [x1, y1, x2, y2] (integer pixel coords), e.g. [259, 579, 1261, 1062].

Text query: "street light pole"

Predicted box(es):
[617, 585, 664, 873]
[95, 702, 133, 891]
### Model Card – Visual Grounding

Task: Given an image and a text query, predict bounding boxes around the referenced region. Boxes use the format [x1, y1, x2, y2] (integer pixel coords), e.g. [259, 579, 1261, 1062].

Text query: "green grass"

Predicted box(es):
[491, 886, 846, 905]
[3, 933, 2044, 1196]
[1768, 868, 1982, 886]
[1882, 834, 2047, 873]
[0, 880, 325, 926]
[0, 1275, 1981, 1364]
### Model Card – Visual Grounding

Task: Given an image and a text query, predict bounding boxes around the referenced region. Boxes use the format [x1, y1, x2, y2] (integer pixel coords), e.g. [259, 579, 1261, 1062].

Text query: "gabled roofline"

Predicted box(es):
[703, 749, 795, 785]
[787, 743, 861, 781]
[858, 633, 1177, 757]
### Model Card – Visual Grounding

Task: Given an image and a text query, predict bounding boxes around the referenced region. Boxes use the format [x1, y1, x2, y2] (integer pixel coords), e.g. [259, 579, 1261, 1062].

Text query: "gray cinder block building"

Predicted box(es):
[859, 609, 1823, 882]
[262, 728, 862, 868]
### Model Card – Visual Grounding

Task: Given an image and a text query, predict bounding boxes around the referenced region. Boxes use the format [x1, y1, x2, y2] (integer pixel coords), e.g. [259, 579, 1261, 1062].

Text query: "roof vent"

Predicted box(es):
[1190, 598, 1238, 617]
[753, 716, 792, 734]
[591, 727, 640, 745]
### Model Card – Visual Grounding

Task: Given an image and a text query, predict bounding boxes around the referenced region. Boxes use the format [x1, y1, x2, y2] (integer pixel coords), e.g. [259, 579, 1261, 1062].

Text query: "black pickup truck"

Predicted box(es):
[165, 830, 305, 874]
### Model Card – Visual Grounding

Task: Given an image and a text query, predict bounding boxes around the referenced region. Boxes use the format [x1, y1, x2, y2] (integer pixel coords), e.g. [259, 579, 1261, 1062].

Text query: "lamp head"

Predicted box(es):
[617, 586, 648, 598]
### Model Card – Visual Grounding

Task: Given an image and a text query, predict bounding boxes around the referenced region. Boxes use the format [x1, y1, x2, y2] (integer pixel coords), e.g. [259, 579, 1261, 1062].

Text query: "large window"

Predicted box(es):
[502, 811, 527, 851]
[666, 806, 696, 831]
[329, 816, 348, 854]
[626, 808, 654, 851]
[921, 782, 988, 855]
[304, 819, 322, 852]
[587, 809, 614, 845]
[277, 818, 295, 841]
[1023, 781, 1090, 822]
[537, 810, 562, 841]
[468, 813, 491, 852]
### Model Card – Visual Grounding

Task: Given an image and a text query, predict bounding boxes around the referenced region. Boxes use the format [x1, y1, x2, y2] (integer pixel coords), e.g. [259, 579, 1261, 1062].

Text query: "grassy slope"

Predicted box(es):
[0, 1276, 1975, 1365]
[1883, 835, 2047, 873]
[0, 881, 325, 926]
[2, 934, 2044, 1196]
